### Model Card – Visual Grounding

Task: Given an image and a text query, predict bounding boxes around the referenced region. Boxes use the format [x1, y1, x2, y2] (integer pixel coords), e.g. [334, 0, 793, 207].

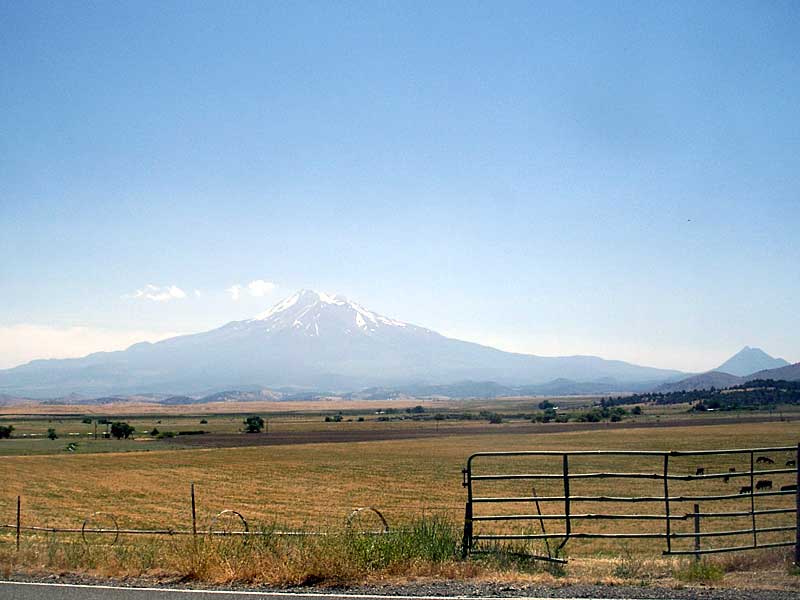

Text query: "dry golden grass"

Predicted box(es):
[1, 420, 798, 588]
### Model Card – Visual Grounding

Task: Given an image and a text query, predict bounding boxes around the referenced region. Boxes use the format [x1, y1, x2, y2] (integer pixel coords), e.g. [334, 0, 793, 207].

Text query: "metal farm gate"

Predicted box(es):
[462, 445, 800, 564]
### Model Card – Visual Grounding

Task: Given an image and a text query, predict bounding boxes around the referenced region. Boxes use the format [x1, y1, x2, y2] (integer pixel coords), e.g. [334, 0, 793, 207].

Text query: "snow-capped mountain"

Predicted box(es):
[249, 290, 413, 336]
[0, 290, 685, 397]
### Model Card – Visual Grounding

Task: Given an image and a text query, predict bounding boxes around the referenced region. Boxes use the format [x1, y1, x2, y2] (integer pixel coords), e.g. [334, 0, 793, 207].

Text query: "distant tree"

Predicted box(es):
[538, 400, 555, 410]
[488, 413, 503, 424]
[631, 406, 642, 415]
[0, 425, 13, 439]
[543, 408, 558, 422]
[150, 427, 160, 437]
[243, 415, 265, 433]
[110, 422, 135, 439]
[81, 417, 93, 424]
[199, 419, 208, 424]
[47, 428, 58, 440]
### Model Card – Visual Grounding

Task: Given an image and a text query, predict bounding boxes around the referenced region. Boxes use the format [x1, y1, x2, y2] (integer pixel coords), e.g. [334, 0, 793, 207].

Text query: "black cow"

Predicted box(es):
[786, 460, 796, 467]
[739, 485, 752, 494]
[781, 484, 797, 492]
[729, 467, 736, 472]
[695, 467, 704, 476]
[755, 479, 772, 490]
[756, 456, 774, 464]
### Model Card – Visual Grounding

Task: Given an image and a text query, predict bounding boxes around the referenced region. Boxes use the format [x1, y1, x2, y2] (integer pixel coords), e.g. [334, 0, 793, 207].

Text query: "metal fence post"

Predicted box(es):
[693, 503, 701, 562]
[795, 443, 799, 566]
[191, 482, 197, 538]
[663, 454, 671, 554]
[555, 453, 571, 553]
[461, 465, 473, 558]
[16, 495, 21, 551]
[750, 451, 757, 547]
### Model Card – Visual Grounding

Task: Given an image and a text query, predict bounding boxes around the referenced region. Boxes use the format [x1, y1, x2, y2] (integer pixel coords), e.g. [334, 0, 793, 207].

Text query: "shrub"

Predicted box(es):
[81, 417, 93, 424]
[199, 419, 208, 424]
[0, 425, 14, 439]
[243, 415, 264, 433]
[150, 427, 160, 437]
[47, 428, 58, 440]
[674, 560, 724, 583]
[110, 422, 135, 439]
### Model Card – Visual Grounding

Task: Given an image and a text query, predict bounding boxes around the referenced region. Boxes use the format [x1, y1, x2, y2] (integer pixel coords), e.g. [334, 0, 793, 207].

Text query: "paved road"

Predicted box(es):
[0, 582, 608, 600]
[4, 580, 800, 600]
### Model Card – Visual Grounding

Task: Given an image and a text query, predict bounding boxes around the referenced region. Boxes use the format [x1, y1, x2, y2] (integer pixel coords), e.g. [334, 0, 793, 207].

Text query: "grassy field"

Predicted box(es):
[0, 411, 797, 588]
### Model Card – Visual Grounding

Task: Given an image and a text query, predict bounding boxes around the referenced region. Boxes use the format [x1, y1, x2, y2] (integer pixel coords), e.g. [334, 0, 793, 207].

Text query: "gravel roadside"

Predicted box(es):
[3, 573, 800, 600]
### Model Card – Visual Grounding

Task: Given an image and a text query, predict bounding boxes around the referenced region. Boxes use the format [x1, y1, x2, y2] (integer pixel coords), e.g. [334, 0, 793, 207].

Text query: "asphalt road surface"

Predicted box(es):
[2, 581, 799, 600]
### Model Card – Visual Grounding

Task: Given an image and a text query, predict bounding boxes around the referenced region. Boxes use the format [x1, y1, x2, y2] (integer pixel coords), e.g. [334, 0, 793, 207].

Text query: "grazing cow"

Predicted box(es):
[729, 467, 736, 472]
[723, 475, 730, 483]
[756, 456, 774, 464]
[739, 485, 752, 494]
[781, 484, 797, 492]
[786, 460, 796, 467]
[695, 467, 704, 476]
[755, 479, 772, 490]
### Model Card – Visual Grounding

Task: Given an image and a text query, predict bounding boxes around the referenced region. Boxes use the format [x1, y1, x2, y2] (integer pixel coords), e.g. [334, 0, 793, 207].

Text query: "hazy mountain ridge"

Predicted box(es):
[0, 290, 686, 398]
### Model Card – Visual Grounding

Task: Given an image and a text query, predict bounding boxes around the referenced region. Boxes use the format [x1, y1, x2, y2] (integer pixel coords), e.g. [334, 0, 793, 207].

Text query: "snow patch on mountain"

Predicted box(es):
[247, 290, 410, 337]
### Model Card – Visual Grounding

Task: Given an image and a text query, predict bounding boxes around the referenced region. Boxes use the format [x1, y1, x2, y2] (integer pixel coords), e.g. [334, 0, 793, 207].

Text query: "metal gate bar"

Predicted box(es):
[462, 444, 800, 562]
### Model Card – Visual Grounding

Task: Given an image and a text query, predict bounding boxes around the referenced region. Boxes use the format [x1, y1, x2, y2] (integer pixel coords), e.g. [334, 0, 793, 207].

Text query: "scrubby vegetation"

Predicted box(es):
[602, 379, 800, 412]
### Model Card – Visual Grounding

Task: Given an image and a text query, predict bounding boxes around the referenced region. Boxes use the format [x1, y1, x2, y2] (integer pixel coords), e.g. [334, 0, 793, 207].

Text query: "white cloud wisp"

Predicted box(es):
[227, 280, 277, 301]
[127, 284, 187, 302]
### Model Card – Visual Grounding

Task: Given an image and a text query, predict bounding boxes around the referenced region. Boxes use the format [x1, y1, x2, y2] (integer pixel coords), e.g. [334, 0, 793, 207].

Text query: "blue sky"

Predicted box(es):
[1, 1, 798, 371]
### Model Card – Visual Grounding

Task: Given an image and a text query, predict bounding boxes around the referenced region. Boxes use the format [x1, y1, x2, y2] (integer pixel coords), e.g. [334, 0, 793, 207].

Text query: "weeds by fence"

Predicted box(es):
[1, 481, 390, 551]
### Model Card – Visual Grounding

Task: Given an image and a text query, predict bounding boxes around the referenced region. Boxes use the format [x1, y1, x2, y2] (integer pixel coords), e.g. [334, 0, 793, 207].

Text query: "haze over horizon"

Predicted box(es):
[2, 2, 799, 373]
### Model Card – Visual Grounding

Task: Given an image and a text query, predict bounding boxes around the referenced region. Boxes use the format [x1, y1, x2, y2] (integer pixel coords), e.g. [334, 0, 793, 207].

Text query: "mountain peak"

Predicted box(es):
[716, 346, 789, 377]
[249, 289, 409, 335]
[252, 289, 336, 321]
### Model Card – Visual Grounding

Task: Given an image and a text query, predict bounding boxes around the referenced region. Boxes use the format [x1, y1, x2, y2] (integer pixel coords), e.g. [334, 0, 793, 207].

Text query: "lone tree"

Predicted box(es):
[110, 421, 135, 439]
[47, 428, 58, 440]
[0, 425, 13, 439]
[243, 415, 265, 433]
